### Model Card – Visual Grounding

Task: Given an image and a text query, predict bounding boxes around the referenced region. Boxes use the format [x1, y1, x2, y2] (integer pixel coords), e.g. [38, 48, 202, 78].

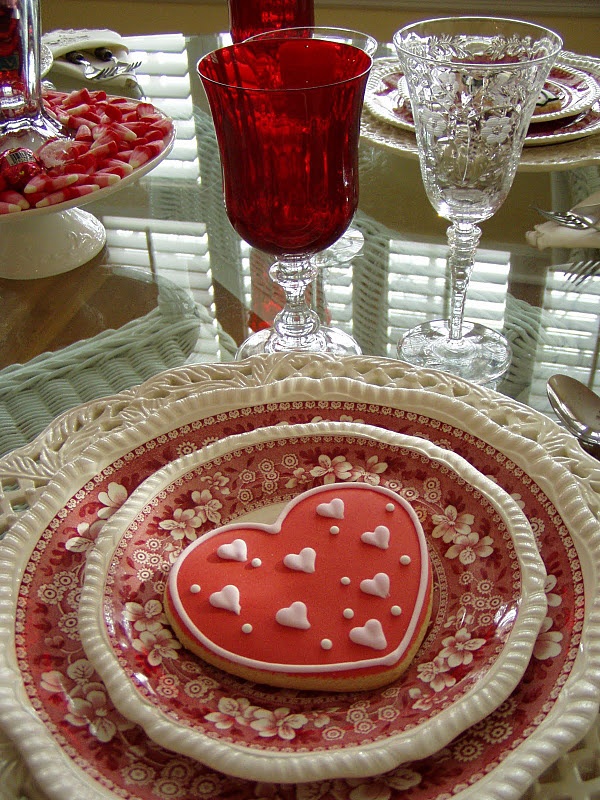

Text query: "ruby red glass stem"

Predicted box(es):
[198, 39, 371, 258]
[227, 0, 314, 44]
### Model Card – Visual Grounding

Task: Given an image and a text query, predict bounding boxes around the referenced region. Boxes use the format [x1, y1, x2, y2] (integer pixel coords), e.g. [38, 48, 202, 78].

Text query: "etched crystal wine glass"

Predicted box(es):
[393, 17, 562, 384]
[198, 37, 372, 358]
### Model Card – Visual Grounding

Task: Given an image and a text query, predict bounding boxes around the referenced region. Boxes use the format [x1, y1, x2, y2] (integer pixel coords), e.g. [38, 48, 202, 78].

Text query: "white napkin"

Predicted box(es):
[42, 28, 136, 89]
[526, 190, 600, 250]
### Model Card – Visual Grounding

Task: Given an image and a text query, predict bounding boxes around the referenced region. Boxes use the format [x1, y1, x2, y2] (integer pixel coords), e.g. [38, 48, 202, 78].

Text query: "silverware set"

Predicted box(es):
[64, 49, 142, 81]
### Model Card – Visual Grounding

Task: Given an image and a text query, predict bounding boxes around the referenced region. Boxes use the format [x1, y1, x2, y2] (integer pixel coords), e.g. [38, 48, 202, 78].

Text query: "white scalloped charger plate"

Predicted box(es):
[0, 354, 599, 800]
[78, 421, 546, 783]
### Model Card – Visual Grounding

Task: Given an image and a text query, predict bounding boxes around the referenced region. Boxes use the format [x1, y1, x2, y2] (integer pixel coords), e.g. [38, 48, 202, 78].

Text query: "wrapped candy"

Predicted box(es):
[0, 148, 42, 190]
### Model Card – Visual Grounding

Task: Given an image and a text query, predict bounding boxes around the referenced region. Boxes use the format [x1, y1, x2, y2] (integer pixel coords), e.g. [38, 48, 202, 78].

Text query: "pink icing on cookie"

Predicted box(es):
[276, 601, 310, 630]
[350, 619, 387, 650]
[209, 584, 241, 614]
[166, 484, 431, 682]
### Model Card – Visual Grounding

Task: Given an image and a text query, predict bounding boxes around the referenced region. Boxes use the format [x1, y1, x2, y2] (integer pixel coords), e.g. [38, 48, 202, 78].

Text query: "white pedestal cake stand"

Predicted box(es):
[0, 134, 173, 280]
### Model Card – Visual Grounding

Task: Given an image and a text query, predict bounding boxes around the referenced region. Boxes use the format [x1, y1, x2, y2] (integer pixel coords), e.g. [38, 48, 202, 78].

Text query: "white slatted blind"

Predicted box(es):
[95, 34, 238, 362]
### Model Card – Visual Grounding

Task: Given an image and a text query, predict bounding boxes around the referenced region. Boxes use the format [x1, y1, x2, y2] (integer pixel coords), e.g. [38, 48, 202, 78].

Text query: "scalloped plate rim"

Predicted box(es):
[78, 420, 547, 783]
[0, 359, 597, 800]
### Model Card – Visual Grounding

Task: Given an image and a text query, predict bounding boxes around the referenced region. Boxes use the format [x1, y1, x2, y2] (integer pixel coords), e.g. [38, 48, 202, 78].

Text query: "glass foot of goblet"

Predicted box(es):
[236, 324, 361, 360]
[312, 227, 364, 268]
[397, 319, 512, 384]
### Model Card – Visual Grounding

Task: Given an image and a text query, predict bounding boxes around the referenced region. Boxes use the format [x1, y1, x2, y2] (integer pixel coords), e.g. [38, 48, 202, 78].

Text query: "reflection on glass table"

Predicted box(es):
[1, 31, 598, 439]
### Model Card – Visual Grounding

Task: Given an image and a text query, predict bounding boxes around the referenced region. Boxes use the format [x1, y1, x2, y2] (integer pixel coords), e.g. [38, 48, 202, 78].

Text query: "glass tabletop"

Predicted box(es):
[2, 31, 599, 455]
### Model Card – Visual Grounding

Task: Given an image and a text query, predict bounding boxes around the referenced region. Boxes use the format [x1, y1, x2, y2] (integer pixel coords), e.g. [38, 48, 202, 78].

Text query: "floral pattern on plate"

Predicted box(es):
[366, 57, 600, 147]
[14, 401, 581, 800]
[77, 424, 542, 778]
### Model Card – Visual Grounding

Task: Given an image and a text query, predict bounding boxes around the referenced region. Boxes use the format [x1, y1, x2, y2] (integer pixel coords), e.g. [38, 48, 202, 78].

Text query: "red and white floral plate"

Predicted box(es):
[78, 421, 546, 783]
[0, 357, 599, 800]
[365, 53, 600, 147]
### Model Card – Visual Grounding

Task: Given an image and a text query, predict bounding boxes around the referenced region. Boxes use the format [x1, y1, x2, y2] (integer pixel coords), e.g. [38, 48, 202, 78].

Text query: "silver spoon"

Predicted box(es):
[547, 374, 600, 459]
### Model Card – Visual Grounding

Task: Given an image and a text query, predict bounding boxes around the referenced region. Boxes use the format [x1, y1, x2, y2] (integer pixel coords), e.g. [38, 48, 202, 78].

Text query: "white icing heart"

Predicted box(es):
[361, 525, 390, 549]
[316, 498, 344, 519]
[360, 572, 390, 598]
[283, 547, 316, 574]
[217, 538, 248, 562]
[350, 618, 387, 650]
[275, 601, 310, 630]
[209, 584, 241, 614]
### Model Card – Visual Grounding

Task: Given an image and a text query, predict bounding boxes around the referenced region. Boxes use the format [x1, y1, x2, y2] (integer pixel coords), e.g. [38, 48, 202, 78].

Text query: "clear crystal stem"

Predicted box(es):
[447, 221, 481, 342]
[269, 255, 321, 348]
[0, 0, 64, 147]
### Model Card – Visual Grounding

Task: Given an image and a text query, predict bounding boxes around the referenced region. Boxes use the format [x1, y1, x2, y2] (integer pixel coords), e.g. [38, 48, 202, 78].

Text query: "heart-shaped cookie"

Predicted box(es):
[165, 483, 432, 691]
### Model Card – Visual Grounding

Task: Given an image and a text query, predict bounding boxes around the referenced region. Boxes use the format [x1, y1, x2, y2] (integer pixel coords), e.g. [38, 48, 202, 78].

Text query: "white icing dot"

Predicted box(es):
[391, 605, 402, 616]
[343, 608, 354, 619]
[242, 623, 253, 634]
[251, 558, 262, 568]
[190, 584, 201, 594]
[341, 576, 351, 585]
[400, 555, 412, 565]
[321, 638, 333, 650]
[386, 503, 395, 512]
[330, 525, 340, 535]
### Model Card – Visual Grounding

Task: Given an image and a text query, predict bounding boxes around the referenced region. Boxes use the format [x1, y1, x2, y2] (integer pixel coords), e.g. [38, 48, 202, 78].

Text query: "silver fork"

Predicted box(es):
[532, 204, 600, 231]
[64, 51, 141, 80]
[561, 259, 600, 287]
[109, 59, 142, 73]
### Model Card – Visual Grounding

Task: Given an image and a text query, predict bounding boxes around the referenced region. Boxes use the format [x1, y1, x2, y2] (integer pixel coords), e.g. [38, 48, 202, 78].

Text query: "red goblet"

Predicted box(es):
[227, 0, 314, 45]
[198, 38, 372, 358]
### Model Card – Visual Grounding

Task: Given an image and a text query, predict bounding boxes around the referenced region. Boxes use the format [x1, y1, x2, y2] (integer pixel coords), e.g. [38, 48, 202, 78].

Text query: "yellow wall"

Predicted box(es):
[42, 2, 600, 57]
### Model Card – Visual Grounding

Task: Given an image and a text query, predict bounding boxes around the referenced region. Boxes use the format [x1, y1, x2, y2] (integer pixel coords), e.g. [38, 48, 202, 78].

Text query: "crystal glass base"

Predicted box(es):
[397, 319, 512, 384]
[0, 112, 65, 153]
[236, 325, 361, 360]
[313, 226, 364, 268]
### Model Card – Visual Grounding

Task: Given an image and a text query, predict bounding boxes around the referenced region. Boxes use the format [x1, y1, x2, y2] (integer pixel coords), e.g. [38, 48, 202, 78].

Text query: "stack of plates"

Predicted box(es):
[365, 51, 600, 148]
[0, 353, 599, 800]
